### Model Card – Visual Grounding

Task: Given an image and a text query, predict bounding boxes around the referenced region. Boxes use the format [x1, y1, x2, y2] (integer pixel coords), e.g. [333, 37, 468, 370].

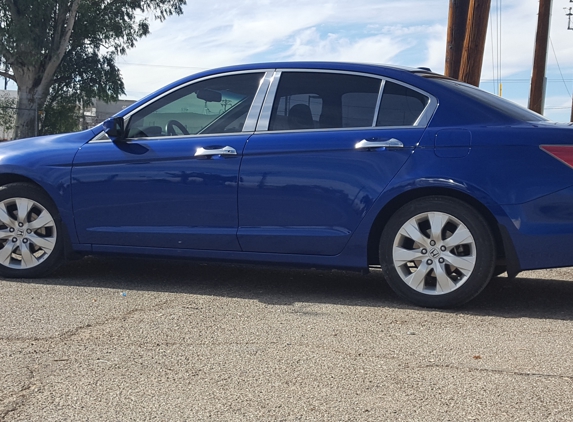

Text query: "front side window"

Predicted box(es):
[268, 72, 381, 131]
[127, 73, 264, 138]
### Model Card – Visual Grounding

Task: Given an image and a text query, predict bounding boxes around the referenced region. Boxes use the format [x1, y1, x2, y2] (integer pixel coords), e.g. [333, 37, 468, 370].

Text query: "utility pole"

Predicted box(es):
[529, 0, 552, 114]
[458, 0, 492, 87]
[445, 0, 470, 79]
[566, 4, 573, 121]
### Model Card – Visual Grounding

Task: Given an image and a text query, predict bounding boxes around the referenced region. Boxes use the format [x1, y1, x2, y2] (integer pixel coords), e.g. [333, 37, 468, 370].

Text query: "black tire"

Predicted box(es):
[0, 183, 64, 278]
[379, 196, 495, 308]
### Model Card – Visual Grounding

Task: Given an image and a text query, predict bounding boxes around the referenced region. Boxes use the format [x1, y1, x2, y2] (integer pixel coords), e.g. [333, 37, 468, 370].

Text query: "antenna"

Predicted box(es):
[566, 1, 573, 30]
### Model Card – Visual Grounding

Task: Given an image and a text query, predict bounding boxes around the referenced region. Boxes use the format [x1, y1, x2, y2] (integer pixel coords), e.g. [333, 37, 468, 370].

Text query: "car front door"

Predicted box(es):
[237, 71, 434, 255]
[72, 71, 268, 251]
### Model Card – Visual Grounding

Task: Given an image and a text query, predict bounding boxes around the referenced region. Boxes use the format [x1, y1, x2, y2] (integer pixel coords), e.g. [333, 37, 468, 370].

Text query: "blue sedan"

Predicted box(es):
[1, 62, 571, 307]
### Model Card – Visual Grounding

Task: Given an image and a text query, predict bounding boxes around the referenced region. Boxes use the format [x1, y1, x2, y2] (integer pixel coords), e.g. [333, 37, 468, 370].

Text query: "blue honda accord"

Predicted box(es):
[1, 61, 572, 307]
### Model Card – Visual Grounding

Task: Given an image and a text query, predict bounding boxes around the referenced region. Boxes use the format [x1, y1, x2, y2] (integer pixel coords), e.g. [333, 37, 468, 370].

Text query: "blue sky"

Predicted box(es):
[29, 1, 573, 122]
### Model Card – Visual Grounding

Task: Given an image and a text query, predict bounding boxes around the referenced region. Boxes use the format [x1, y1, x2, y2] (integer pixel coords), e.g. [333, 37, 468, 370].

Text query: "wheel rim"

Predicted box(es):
[392, 211, 476, 295]
[0, 197, 57, 270]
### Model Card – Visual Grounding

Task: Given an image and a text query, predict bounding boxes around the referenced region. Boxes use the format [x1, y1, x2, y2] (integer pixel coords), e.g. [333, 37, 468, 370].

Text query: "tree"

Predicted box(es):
[0, 92, 16, 139]
[0, 0, 186, 139]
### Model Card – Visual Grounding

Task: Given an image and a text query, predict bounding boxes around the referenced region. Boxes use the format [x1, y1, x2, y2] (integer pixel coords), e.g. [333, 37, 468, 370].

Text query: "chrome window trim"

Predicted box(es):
[249, 125, 428, 136]
[254, 68, 437, 133]
[242, 71, 274, 132]
[371, 80, 386, 127]
[88, 128, 256, 144]
[255, 71, 281, 132]
[111, 131, 253, 142]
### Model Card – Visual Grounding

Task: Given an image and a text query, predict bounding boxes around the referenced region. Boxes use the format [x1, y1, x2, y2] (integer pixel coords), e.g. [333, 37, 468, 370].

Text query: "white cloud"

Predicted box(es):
[115, 0, 573, 121]
[276, 28, 409, 63]
[118, 0, 449, 98]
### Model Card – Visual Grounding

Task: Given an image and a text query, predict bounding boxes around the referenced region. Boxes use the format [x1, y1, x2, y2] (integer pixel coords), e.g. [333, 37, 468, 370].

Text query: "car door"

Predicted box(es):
[237, 71, 434, 255]
[72, 71, 269, 251]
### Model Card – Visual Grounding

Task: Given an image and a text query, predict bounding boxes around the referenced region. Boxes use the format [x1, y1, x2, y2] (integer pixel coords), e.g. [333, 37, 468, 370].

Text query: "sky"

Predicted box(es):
[113, 0, 573, 122]
[4, 0, 572, 122]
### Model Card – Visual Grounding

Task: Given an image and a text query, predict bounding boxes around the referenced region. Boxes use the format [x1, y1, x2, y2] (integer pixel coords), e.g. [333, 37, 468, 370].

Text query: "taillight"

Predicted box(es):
[540, 145, 573, 169]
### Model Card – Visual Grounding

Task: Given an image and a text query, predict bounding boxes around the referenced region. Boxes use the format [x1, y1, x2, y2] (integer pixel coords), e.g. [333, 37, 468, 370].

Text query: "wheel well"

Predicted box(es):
[367, 188, 506, 266]
[0, 174, 78, 259]
[0, 174, 45, 191]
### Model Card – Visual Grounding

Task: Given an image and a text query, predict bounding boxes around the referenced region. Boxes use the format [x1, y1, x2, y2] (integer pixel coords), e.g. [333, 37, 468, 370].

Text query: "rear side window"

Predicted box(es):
[376, 81, 429, 127]
[268, 72, 381, 131]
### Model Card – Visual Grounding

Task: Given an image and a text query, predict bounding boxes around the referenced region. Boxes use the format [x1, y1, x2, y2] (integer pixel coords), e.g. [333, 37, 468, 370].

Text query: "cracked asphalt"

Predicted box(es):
[1, 256, 572, 421]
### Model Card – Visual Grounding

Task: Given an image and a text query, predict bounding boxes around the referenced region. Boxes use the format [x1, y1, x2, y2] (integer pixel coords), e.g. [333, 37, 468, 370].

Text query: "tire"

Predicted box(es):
[379, 196, 495, 308]
[0, 183, 64, 278]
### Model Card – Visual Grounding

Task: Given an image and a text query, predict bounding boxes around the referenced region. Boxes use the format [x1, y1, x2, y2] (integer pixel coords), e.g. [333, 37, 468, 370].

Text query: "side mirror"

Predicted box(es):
[103, 117, 126, 142]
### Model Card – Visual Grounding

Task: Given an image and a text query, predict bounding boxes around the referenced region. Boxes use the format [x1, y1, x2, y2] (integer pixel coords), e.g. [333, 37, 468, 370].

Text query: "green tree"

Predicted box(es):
[0, 0, 186, 139]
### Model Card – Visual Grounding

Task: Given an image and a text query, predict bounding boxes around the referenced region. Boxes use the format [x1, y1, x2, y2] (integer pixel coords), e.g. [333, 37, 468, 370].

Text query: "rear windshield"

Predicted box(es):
[423, 76, 548, 122]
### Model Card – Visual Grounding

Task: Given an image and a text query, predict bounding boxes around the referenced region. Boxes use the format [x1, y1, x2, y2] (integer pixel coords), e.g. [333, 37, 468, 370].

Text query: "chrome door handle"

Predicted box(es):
[355, 138, 404, 149]
[195, 146, 237, 157]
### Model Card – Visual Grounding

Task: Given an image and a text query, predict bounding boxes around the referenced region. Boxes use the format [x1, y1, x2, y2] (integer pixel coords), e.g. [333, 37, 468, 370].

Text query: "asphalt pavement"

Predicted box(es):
[1, 256, 572, 421]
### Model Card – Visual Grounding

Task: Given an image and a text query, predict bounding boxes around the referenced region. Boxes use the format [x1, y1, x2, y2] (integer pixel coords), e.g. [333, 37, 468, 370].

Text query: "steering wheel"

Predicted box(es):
[166, 120, 189, 136]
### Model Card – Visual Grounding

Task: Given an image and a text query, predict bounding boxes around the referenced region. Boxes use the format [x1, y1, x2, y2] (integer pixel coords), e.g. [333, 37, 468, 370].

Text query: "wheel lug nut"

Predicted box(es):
[421, 249, 427, 255]
[9, 228, 14, 233]
[430, 240, 436, 246]
[440, 246, 446, 252]
[439, 258, 445, 264]
[22, 238, 28, 244]
[11, 237, 17, 243]
[426, 259, 433, 265]
[18, 222, 23, 227]
[26, 229, 32, 234]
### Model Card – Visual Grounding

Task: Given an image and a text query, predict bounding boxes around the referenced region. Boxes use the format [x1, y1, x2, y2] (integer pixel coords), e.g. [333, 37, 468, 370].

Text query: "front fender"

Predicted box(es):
[0, 130, 95, 243]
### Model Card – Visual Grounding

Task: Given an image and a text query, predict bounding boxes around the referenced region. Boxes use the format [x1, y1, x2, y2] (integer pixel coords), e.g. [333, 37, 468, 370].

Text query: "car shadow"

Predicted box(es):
[14, 255, 573, 322]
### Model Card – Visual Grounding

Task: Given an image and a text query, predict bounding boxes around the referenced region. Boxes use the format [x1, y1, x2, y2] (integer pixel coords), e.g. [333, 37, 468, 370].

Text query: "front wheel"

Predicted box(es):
[0, 183, 64, 278]
[379, 196, 495, 308]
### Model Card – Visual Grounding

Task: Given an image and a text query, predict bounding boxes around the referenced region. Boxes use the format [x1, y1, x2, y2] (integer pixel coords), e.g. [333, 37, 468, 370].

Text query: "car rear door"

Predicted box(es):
[237, 70, 434, 255]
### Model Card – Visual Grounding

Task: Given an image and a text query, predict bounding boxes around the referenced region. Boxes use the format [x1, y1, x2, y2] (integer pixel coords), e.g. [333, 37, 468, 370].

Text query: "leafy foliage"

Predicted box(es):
[0, 0, 187, 138]
[40, 97, 80, 135]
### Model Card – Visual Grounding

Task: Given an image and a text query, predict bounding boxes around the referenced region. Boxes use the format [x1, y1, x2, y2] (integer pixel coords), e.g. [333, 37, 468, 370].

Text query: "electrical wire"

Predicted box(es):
[549, 36, 571, 97]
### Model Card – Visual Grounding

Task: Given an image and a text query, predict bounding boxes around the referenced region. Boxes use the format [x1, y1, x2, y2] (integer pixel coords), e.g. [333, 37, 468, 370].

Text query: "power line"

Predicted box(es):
[548, 36, 571, 97]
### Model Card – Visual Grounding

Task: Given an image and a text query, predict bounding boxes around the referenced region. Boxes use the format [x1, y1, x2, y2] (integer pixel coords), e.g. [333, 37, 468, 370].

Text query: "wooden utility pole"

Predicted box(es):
[458, 0, 492, 86]
[529, 0, 552, 114]
[445, 0, 470, 79]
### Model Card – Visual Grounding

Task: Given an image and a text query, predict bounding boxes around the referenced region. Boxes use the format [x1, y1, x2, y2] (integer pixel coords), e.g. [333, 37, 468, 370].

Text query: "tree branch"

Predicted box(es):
[0, 45, 15, 64]
[39, 0, 82, 94]
[0, 71, 16, 82]
[52, 1, 69, 53]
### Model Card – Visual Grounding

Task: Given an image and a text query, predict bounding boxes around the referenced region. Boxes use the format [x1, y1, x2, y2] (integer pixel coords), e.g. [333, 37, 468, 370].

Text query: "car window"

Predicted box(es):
[268, 72, 381, 131]
[425, 76, 548, 122]
[376, 81, 429, 127]
[126, 73, 264, 138]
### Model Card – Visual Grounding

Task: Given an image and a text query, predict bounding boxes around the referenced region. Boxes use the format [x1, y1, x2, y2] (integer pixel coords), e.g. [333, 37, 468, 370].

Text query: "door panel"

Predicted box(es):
[72, 135, 248, 250]
[238, 128, 425, 255]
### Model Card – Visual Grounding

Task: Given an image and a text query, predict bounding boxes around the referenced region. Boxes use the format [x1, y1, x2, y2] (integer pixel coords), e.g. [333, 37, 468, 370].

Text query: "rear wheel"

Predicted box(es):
[379, 196, 495, 308]
[0, 183, 64, 278]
